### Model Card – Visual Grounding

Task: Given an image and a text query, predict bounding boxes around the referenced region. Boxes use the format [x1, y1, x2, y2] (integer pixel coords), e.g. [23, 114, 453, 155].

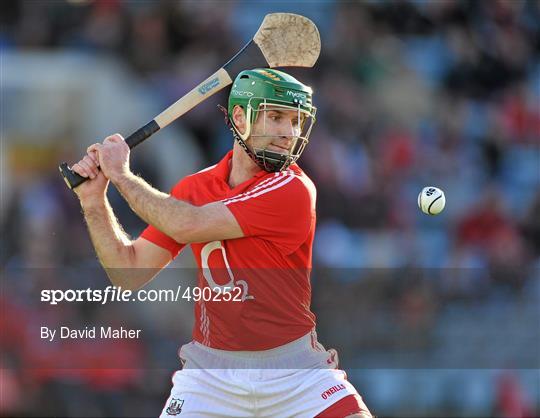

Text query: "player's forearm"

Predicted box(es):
[80, 197, 137, 283]
[112, 172, 195, 243]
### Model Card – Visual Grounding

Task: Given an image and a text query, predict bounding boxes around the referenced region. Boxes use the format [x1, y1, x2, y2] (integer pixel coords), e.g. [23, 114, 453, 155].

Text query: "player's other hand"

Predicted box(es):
[72, 149, 109, 203]
[90, 134, 131, 184]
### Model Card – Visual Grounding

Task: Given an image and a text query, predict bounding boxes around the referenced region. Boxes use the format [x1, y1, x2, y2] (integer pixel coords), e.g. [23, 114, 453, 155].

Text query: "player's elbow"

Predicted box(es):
[100, 243, 152, 291]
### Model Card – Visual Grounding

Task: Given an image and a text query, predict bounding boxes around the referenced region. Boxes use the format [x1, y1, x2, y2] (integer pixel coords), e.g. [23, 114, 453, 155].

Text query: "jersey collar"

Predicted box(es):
[212, 150, 302, 193]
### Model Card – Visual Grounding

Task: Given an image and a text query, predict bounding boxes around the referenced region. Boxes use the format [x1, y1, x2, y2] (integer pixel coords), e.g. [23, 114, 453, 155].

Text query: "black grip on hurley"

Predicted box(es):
[125, 120, 160, 149]
[58, 120, 160, 190]
[59, 162, 87, 190]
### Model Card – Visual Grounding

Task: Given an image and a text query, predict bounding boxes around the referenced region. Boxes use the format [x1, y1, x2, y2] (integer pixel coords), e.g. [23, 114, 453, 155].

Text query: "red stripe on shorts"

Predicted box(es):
[315, 394, 367, 417]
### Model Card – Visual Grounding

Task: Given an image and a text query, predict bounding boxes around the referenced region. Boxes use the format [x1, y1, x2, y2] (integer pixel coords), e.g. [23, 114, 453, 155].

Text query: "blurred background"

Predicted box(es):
[1, 0, 539, 417]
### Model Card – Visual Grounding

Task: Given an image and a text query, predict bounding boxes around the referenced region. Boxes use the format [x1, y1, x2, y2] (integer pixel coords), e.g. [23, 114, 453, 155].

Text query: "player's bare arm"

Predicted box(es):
[90, 134, 244, 245]
[115, 173, 244, 244]
[72, 150, 172, 290]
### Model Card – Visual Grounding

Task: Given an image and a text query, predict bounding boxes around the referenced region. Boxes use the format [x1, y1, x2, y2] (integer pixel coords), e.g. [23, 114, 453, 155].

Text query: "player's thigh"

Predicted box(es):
[159, 369, 253, 418]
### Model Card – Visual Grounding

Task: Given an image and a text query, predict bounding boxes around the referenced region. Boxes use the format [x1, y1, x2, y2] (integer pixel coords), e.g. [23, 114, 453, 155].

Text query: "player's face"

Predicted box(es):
[249, 106, 305, 154]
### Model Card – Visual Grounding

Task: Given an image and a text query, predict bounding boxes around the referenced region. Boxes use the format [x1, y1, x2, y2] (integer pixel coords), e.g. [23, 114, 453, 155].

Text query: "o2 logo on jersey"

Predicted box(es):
[200, 241, 254, 301]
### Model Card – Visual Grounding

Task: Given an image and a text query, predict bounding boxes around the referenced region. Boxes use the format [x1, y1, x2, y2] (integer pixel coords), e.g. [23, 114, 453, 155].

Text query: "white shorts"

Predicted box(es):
[159, 331, 365, 417]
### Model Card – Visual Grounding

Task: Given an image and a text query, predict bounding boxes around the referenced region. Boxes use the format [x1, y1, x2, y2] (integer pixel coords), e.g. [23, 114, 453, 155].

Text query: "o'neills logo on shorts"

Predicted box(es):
[321, 383, 346, 400]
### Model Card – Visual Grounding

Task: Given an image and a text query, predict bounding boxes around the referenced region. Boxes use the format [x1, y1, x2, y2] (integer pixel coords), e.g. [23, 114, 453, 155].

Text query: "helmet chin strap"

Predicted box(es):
[218, 104, 291, 172]
[254, 148, 292, 172]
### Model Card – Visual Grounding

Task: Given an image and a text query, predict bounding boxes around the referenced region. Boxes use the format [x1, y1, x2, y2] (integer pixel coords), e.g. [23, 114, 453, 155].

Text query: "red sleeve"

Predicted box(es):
[223, 175, 314, 254]
[139, 180, 187, 259]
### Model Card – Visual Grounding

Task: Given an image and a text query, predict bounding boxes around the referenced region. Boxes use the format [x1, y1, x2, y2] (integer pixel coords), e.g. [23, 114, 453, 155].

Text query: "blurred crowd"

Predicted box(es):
[1, 1, 539, 417]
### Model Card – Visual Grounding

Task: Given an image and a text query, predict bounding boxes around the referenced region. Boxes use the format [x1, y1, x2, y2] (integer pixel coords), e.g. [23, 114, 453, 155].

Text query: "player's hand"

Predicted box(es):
[71, 149, 109, 202]
[91, 134, 131, 184]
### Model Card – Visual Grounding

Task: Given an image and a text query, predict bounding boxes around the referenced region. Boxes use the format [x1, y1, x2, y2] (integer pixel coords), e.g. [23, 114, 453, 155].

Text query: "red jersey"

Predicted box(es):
[140, 150, 317, 350]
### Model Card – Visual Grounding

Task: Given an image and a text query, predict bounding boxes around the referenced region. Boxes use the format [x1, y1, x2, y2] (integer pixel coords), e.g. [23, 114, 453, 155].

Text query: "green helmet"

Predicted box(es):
[227, 68, 317, 172]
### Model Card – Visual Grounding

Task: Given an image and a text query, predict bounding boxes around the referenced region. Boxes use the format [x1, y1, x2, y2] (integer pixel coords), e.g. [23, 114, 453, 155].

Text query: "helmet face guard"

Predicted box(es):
[227, 69, 316, 172]
[245, 99, 316, 172]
